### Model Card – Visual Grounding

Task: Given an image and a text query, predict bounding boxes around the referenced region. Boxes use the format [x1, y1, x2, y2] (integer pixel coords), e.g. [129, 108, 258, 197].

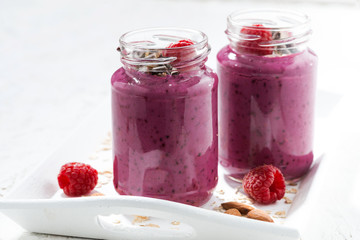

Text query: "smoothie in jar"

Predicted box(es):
[112, 28, 218, 206]
[217, 10, 318, 180]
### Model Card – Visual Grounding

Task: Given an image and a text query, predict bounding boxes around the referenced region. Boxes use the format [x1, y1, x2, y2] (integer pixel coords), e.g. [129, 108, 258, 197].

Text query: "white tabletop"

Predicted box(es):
[1, 0, 360, 239]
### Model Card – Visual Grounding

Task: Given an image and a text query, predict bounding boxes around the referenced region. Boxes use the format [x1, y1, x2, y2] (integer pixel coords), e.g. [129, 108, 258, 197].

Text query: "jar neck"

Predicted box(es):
[226, 10, 312, 56]
[118, 28, 211, 76]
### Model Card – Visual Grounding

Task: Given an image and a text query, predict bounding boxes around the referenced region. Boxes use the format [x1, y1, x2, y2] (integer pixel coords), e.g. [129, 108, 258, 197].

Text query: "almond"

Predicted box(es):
[221, 201, 255, 215]
[247, 209, 274, 223]
[225, 208, 241, 216]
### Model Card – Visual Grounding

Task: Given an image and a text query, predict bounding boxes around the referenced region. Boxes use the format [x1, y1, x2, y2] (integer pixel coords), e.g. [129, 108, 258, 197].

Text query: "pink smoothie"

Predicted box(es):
[111, 66, 218, 206]
[217, 46, 317, 180]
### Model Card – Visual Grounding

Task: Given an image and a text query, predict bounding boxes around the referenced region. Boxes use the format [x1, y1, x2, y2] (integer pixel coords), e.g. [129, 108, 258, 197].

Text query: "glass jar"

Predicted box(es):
[217, 10, 318, 181]
[112, 28, 218, 206]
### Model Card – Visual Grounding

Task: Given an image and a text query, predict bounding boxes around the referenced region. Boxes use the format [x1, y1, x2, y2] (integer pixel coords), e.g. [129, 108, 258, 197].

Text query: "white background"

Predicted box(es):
[1, 0, 360, 239]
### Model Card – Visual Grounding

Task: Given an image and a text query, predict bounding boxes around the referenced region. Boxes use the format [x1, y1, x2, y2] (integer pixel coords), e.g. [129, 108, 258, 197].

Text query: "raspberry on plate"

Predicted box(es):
[164, 39, 196, 65]
[57, 162, 98, 197]
[238, 24, 273, 56]
[243, 165, 285, 204]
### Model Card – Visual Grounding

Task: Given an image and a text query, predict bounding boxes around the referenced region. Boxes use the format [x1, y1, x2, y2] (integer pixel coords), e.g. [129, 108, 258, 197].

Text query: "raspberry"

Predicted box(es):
[243, 165, 285, 204]
[238, 24, 273, 56]
[164, 39, 195, 65]
[57, 162, 98, 197]
[167, 39, 194, 48]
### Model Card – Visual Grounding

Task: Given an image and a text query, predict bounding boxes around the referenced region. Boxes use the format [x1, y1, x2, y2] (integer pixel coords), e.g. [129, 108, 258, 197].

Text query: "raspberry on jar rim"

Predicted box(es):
[167, 39, 195, 48]
[163, 39, 196, 65]
[237, 24, 273, 56]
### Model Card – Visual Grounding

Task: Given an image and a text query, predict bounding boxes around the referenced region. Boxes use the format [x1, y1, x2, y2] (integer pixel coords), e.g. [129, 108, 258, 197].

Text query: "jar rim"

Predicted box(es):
[119, 27, 208, 51]
[118, 27, 211, 74]
[226, 9, 312, 56]
[227, 9, 310, 31]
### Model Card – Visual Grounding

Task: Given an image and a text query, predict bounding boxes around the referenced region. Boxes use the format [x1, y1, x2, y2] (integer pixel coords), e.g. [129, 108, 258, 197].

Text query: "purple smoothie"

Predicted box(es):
[112, 66, 218, 206]
[217, 46, 317, 180]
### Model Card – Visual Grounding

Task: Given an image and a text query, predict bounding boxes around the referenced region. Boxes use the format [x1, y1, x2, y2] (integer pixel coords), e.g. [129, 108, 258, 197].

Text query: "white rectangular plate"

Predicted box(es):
[0, 100, 326, 240]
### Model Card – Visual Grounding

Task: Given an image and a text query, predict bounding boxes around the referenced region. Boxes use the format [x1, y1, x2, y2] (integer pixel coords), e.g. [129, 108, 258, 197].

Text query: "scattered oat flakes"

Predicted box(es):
[247, 198, 254, 204]
[265, 210, 272, 214]
[133, 216, 150, 224]
[171, 221, 181, 225]
[90, 192, 105, 196]
[217, 189, 225, 195]
[102, 139, 111, 145]
[101, 147, 111, 151]
[97, 179, 110, 186]
[274, 211, 286, 218]
[212, 206, 224, 211]
[140, 223, 160, 228]
[97, 173, 112, 185]
[88, 155, 98, 160]
[286, 188, 297, 194]
[283, 196, 292, 204]
[288, 182, 298, 186]
[99, 170, 113, 176]
[211, 201, 217, 206]
[113, 220, 121, 224]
